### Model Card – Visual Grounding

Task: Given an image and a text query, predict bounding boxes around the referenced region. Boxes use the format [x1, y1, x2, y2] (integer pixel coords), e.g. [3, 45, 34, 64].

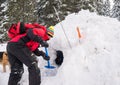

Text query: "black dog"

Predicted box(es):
[55, 50, 64, 67]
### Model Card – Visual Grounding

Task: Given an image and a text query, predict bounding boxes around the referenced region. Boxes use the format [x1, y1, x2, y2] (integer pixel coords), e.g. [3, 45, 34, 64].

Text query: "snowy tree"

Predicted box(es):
[0, 0, 38, 41]
[94, 0, 104, 15]
[77, 0, 95, 12]
[101, 0, 110, 16]
[37, 0, 99, 27]
[0, 0, 111, 42]
[37, 0, 62, 27]
[103, 0, 110, 16]
[0, 0, 8, 42]
[6, 0, 37, 24]
[0, 0, 7, 29]
[111, 0, 120, 21]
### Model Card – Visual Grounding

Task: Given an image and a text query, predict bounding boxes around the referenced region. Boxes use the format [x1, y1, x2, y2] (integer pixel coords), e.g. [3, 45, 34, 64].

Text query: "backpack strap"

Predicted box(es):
[8, 24, 17, 38]
[19, 22, 26, 34]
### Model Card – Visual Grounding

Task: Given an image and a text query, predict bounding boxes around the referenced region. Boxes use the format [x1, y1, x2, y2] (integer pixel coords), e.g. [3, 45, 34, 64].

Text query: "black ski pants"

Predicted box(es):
[7, 42, 41, 85]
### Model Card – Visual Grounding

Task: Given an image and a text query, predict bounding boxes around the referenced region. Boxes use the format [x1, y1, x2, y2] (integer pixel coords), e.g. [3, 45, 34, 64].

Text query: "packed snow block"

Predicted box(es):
[44, 68, 57, 77]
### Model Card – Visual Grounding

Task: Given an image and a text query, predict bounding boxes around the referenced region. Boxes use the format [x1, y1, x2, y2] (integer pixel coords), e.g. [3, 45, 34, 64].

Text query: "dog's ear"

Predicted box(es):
[55, 50, 64, 67]
[4, 52, 7, 56]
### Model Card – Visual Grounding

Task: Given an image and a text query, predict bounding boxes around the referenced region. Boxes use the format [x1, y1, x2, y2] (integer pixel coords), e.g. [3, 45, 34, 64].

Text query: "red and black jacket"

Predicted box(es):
[9, 25, 50, 52]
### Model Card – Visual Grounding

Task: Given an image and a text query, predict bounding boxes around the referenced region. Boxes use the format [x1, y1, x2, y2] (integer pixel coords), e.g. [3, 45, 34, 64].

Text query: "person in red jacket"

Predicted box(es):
[7, 22, 54, 85]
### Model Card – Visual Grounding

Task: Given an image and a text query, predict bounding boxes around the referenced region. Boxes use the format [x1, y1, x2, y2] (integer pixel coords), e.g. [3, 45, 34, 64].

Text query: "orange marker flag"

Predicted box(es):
[76, 27, 82, 38]
[76, 27, 82, 43]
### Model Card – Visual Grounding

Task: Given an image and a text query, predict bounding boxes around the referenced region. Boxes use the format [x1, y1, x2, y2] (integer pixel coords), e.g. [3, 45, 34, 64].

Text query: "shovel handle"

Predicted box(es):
[45, 47, 50, 67]
[45, 47, 48, 56]
[44, 47, 56, 69]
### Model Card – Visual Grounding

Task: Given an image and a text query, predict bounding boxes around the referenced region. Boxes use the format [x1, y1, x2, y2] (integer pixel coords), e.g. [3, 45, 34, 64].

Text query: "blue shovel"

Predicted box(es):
[44, 47, 55, 69]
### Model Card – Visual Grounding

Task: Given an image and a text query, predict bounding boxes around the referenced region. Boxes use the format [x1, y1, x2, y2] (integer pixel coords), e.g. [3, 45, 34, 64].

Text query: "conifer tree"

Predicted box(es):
[101, 0, 110, 16]
[37, 0, 62, 27]
[94, 0, 104, 15]
[6, 0, 37, 24]
[37, 0, 98, 26]
[0, 0, 8, 42]
[105, 0, 110, 16]
[111, 0, 120, 21]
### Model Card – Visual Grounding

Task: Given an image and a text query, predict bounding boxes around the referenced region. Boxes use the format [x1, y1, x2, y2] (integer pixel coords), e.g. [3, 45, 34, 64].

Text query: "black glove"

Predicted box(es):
[41, 41, 49, 47]
[42, 54, 50, 61]
[41, 51, 50, 61]
[33, 49, 50, 60]
[33, 49, 42, 56]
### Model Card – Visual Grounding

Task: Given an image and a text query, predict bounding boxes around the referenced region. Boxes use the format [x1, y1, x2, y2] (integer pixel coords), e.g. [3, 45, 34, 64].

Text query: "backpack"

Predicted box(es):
[8, 22, 26, 38]
[8, 22, 46, 39]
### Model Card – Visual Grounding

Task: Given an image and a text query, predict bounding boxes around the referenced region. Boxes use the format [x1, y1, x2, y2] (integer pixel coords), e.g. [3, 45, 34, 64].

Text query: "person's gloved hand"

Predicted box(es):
[41, 41, 49, 47]
[33, 49, 42, 56]
[40, 51, 50, 61]
[42, 54, 50, 61]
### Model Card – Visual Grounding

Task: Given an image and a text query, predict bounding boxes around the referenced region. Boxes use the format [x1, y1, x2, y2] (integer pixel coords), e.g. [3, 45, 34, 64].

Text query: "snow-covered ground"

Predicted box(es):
[0, 10, 120, 85]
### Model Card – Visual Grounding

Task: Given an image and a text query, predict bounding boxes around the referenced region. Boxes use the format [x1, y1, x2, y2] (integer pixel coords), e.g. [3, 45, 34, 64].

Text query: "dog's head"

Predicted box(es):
[3, 52, 8, 59]
[3, 52, 7, 56]
[0, 52, 8, 61]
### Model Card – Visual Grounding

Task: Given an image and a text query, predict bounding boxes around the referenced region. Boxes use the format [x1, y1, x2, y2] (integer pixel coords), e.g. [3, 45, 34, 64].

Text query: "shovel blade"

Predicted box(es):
[45, 65, 56, 69]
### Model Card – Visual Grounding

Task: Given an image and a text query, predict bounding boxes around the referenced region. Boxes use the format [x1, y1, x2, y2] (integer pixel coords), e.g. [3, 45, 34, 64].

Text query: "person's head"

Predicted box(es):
[47, 26, 54, 38]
